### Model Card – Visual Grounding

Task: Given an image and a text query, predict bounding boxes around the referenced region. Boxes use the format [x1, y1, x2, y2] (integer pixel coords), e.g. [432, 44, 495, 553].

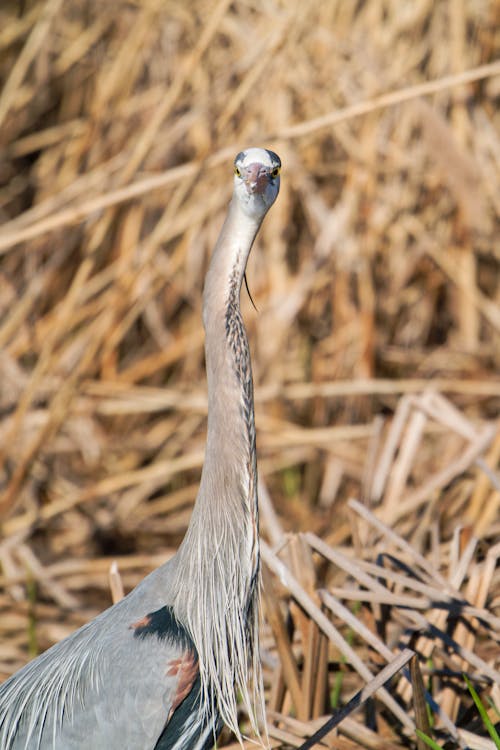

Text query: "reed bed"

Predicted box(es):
[0, 1, 499, 747]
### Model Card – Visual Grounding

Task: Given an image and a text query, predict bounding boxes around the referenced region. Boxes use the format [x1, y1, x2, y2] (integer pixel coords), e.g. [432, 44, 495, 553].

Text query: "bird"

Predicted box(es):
[0, 147, 281, 750]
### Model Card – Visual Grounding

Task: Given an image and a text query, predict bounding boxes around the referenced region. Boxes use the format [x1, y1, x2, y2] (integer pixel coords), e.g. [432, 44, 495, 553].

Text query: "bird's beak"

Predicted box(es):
[244, 163, 271, 195]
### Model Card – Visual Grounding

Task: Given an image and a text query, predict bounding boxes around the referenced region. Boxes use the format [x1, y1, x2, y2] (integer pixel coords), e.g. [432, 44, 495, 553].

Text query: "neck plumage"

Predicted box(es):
[172, 196, 264, 741]
[201, 195, 263, 540]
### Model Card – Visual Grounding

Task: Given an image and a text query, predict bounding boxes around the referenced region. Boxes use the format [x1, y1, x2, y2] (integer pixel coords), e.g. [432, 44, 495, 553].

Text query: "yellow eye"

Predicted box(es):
[271, 166, 281, 178]
[234, 166, 241, 177]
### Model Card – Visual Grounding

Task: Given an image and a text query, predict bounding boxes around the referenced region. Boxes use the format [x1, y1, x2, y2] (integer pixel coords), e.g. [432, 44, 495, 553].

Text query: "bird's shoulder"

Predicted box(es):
[0, 557, 201, 749]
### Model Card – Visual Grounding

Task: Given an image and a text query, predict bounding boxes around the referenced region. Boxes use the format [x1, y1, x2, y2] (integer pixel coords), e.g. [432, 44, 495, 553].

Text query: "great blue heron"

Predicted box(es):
[0, 147, 281, 750]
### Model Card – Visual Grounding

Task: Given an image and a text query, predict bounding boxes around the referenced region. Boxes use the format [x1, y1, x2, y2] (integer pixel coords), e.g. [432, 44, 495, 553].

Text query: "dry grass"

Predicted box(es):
[0, 1, 499, 748]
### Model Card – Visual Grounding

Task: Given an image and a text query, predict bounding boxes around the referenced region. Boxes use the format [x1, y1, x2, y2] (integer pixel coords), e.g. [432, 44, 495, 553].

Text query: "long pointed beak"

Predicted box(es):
[244, 163, 271, 195]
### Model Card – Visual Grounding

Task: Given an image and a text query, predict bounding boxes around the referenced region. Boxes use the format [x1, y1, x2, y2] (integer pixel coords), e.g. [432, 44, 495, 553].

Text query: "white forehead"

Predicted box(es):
[236, 148, 278, 168]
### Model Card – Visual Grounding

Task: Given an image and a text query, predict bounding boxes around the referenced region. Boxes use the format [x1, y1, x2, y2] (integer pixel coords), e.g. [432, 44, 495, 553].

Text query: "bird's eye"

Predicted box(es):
[271, 166, 281, 178]
[234, 166, 242, 177]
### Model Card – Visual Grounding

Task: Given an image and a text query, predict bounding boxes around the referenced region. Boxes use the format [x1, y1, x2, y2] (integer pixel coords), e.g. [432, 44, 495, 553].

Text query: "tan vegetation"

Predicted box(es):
[0, 1, 499, 747]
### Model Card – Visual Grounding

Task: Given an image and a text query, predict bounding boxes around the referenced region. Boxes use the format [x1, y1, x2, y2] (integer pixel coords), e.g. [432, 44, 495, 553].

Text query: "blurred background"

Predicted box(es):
[0, 1, 499, 747]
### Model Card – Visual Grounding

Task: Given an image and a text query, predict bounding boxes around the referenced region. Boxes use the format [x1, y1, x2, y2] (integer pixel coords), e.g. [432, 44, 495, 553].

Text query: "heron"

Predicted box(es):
[0, 147, 282, 750]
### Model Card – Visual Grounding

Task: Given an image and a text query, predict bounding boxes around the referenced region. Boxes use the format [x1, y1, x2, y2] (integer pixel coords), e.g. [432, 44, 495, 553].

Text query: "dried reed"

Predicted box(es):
[1, 1, 499, 747]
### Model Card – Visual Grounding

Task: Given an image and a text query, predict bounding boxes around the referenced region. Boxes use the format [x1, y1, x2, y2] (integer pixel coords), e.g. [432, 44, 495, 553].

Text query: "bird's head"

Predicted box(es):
[232, 148, 281, 219]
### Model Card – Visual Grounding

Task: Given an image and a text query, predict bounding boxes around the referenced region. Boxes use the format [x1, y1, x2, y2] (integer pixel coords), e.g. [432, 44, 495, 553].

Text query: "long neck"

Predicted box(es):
[172, 196, 264, 740]
[201, 197, 262, 530]
[183, 195, 262, 573]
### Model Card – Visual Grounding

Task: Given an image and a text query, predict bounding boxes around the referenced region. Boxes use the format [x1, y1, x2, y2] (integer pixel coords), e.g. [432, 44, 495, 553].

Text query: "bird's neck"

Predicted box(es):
[202, 196, 263, 324]
[179, 198, 260, 571]
[201, 197, 262, 510]
[171, 196, 263, 735]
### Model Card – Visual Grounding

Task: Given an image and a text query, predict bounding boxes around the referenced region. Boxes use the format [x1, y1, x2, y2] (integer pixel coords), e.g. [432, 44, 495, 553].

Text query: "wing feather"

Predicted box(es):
[0, 564, 196, 750]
